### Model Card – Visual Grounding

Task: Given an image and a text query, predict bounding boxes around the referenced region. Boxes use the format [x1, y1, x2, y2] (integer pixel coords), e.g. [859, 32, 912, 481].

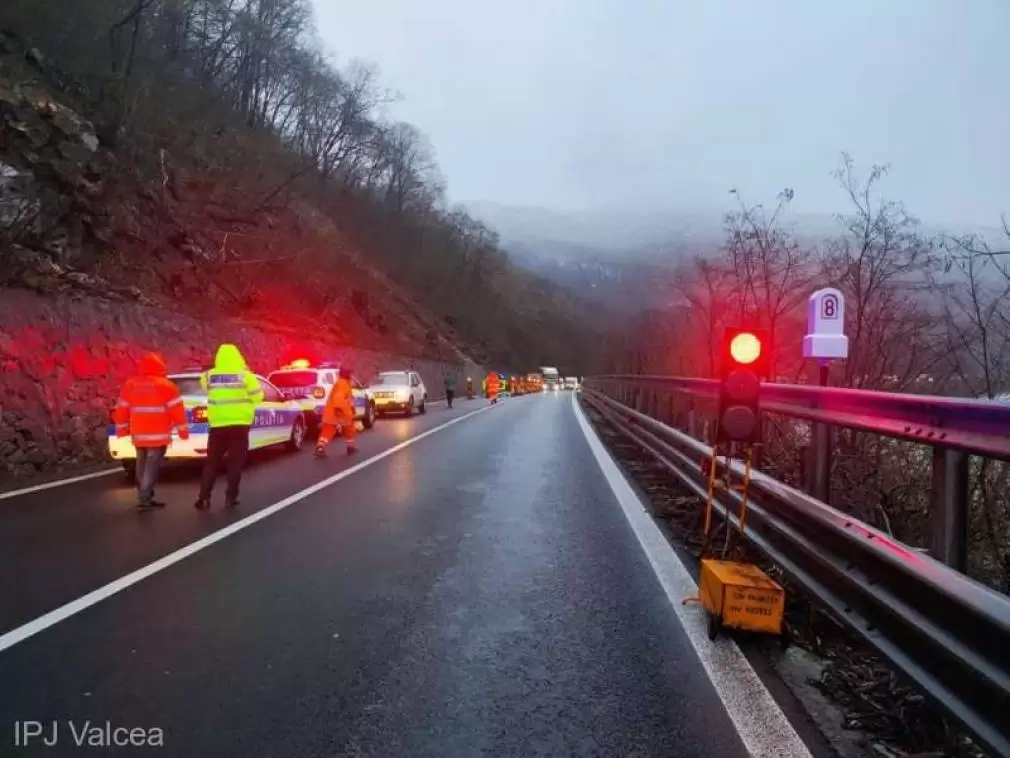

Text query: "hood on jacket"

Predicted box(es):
[213, 344, 248, 372]
[139, 353, 167, 377]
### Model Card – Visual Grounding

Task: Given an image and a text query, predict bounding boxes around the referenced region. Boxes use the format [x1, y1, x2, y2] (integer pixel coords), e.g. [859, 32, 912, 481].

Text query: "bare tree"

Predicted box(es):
[722, 187, 814, 378]
[824, 153, 941, 390]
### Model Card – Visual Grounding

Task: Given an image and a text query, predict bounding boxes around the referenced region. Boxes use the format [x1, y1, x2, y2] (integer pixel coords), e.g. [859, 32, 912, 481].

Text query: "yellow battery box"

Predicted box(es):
[698, 559, 784, 638]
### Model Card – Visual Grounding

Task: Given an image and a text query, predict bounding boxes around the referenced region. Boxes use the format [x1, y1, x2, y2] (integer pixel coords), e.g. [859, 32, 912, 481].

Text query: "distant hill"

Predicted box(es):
[467, 202, 725, 314]
[467, 201, 724, 256]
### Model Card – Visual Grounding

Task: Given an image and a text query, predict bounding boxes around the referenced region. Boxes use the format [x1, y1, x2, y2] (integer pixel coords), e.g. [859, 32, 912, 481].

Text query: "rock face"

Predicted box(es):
[0, 289, 483, 480]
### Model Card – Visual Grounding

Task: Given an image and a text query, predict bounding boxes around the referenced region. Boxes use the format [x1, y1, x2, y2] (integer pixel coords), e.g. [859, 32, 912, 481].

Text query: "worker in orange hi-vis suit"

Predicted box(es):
[114, 352, 189, 509]
[486, 371, 500, 405]
[315, 367, 358, 457]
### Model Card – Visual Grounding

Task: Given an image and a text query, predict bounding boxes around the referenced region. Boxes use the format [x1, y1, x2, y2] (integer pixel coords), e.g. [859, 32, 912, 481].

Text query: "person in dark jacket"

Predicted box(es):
[444, 374, 456, 408]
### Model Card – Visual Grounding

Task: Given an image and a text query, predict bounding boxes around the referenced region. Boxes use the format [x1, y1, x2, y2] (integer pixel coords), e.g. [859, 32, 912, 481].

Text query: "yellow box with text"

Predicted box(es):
[699, 559, 784, 635]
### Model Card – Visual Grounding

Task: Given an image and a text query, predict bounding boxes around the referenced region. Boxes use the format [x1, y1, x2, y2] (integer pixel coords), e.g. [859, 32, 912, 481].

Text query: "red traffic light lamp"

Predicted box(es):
[717, 326, 768, 445]
[729, 331, 762, 365]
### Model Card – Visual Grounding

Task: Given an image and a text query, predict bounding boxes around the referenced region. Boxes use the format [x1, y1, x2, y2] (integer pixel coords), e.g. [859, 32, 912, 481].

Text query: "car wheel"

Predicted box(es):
[122, 460, 137, 483]
[287, 416, 306, 452]
[364, 402, 376, 429]
[419, 396, 427, 415]
[405, 396, 415, 417]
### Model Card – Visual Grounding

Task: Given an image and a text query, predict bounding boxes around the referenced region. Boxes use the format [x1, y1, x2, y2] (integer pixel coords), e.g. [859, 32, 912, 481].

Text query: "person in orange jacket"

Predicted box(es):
[486, 371, 500, 404]
[114, 352, 189, 509]
[315, 367, 358, 457]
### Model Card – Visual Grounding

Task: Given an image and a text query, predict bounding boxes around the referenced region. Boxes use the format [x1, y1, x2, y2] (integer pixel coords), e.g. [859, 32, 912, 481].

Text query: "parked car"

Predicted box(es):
[368, 370, 428, 416]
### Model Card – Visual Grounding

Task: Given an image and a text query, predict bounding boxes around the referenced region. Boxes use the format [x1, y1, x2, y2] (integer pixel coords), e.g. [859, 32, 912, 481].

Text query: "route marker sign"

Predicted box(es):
[803, 287, 848, 361]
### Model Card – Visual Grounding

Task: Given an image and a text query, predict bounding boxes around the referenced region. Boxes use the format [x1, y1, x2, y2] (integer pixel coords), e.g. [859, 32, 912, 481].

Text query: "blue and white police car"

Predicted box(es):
[108, 371, 307, 478]
[266, 360, 376, 433]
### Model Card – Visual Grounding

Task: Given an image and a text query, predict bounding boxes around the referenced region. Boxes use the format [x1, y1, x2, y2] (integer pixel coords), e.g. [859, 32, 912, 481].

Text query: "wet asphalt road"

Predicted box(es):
[0, 392, 752, 757]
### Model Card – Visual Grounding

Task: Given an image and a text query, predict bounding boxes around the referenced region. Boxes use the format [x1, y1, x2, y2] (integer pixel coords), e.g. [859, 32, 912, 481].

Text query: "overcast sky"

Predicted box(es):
[311, 0, 1010, 230]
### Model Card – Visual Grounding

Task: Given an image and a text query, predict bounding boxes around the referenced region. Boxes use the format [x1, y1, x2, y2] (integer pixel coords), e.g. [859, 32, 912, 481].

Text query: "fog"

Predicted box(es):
[312, 0, 1010, 231]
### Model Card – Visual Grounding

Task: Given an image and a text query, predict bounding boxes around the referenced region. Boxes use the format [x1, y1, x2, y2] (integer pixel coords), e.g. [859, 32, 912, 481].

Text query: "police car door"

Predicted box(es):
[351, 375, 368, 420]
[252, 376, 294, 449]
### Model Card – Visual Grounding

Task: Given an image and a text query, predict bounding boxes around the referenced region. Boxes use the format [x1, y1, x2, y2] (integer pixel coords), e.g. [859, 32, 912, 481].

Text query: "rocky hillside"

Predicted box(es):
[0, 32, 467, 360]
[0, 27, 489, 480]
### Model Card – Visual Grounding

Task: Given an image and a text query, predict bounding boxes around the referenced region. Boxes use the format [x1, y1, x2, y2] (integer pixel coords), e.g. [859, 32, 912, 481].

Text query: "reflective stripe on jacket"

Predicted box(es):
[114, 356, 188, 447]
[200, 344, 263, 427]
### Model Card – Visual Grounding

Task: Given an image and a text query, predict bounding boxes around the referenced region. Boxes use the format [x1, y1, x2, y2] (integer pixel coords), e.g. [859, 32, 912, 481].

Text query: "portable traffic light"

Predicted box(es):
[716, 326, 768, 444]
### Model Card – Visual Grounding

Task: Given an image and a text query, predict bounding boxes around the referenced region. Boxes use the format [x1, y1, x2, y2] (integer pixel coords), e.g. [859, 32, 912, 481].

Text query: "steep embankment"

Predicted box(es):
[0, 34, 484, 480]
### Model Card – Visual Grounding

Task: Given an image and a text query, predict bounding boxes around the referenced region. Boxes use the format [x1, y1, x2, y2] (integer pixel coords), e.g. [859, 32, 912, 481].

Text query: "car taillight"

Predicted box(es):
[193, 405, 208, 423]
[312, 386, 326, 399]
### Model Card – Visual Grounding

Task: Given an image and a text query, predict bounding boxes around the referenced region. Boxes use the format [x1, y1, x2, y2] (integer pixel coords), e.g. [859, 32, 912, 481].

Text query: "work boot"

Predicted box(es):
[346, 446, 358, 457]
[314, 445, 327, 458]
[225, 498, 240, 509]
[194, 498, 210, 511]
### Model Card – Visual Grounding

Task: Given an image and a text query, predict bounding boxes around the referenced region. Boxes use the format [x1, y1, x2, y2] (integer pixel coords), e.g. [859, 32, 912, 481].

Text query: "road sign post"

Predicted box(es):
[802, 288, 849, 504]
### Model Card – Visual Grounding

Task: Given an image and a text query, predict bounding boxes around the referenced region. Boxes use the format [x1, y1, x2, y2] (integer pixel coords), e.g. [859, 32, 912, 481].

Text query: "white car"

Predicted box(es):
[368, 370, 428, 416]
[267, 360, 376, 432]
[108, 371, 307, 477]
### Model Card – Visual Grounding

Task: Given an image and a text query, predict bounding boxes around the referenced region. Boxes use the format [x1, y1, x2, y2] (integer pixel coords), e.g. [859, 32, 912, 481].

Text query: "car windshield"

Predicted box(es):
[170, 377, 206, 397]
[375, 372, 409, 386]
[268, 371, 318, 387]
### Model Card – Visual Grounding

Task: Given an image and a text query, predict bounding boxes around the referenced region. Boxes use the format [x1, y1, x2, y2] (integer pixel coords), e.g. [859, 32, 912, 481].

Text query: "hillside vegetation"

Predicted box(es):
[0, 0, 603, 372]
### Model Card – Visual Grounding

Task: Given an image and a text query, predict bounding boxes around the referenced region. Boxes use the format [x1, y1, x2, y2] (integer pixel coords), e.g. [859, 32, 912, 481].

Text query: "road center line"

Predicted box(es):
[571, 392, 812, 758]
[0, 404, 492, 655]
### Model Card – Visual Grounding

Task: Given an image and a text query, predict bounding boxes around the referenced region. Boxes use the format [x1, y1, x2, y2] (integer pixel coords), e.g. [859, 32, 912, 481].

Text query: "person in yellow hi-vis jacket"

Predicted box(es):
[194, 344, 263, 511]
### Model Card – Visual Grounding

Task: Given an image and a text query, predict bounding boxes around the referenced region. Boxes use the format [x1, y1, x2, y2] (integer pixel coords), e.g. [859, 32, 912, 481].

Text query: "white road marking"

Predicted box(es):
[0, 468, 120, 501]
[572, 392, 812, 758]
[0, 404, 492, 654]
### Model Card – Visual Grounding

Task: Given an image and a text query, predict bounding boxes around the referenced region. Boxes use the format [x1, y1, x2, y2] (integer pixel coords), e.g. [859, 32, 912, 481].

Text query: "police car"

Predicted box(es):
[108, 371, 307, 477]
[267, 360, 376, 432]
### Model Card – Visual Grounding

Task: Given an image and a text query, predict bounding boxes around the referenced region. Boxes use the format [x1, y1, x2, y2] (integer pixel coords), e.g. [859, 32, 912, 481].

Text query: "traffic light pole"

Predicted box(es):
[810, 361, 832, 504]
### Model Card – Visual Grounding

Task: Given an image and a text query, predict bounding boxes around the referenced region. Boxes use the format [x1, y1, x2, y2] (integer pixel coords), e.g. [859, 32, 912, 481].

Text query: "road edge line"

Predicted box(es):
[0, 404, 492, 654]
[0, 468, 121, 502]
[571, 392, 813, 758]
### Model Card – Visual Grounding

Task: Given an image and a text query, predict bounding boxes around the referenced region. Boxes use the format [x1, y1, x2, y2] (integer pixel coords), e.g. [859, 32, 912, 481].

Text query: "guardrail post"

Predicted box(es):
[811, 421, 832, 503]
[648, 390, 659, 418]
[687, 400, 697, 439]
[930, 447, 969, 572]
[666, 393, 676, 426]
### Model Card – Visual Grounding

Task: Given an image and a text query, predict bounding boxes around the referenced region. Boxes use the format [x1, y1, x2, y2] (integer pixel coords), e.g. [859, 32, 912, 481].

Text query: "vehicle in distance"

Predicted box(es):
[369, 370, 428, 416]
[109, 371, 307, 477]
[564, 377, 579, 390]
[267, 359, 376, 432]
[540, 366, 560, 391]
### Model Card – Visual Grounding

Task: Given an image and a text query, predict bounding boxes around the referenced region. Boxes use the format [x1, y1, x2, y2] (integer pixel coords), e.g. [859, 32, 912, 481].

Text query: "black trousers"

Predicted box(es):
[198, 425, 250, 501]
[446, 389, 455, 408]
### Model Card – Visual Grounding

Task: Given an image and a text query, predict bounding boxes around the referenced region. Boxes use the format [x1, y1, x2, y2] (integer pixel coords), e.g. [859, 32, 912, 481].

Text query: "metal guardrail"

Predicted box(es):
[588, 375, 1010, 571]
[580, 380, 1010, 758]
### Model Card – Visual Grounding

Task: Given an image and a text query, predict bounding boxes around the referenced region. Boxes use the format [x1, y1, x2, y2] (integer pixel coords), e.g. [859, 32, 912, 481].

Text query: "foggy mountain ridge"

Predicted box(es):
[480, 202, 1009, 315]
[473, 201, 1003, 265]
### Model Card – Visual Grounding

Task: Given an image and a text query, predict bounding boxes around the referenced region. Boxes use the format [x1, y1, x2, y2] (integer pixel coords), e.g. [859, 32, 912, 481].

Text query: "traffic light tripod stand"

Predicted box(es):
[702, 441, 755, 561]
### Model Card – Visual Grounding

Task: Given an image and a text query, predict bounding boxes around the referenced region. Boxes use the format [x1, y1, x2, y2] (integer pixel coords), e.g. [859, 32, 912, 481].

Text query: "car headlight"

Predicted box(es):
[395, 389, 410, 401]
